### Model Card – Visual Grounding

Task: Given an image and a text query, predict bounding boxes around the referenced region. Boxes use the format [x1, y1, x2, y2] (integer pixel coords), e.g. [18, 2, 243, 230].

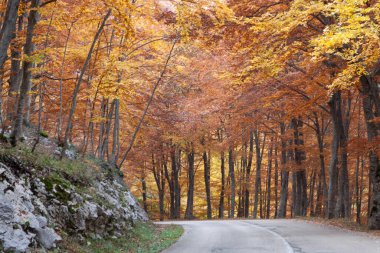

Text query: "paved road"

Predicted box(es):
[157, 220, 380, 253]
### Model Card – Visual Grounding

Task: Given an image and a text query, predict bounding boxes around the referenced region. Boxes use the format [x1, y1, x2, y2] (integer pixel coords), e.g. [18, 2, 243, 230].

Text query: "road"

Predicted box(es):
[158, 219, 380, 253]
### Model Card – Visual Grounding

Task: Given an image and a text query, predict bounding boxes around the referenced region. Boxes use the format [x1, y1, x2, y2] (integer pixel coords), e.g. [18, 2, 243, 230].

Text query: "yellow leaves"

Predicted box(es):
[212, 0, 236, 24]
[329, 63, 367, 90]
[23, 53, 45, 64]
[245, 0, 380, 91]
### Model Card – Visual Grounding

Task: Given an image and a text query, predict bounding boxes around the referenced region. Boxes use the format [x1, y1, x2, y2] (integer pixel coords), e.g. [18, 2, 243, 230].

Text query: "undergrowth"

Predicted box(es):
[45, 223, 183, 253]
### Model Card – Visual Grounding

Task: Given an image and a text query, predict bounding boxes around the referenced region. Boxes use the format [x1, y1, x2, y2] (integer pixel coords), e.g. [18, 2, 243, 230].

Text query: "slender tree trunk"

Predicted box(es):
[355, 154, 361, 224]
[278, 122, 289, 218]
[152, 154, 165, 221]
[219, 150, 225, 218]
[245, 129, 253, 218]
[274, 146, 279, 218]
[314, 113, 328, 217]
[266, 139, 273, 218]
[291, 118, 307, 217]
[203, 149, 212, 219]
[185, 145, 195, 219]
[110, 99, 120, 166]
[57, 24, 72, 141]
[61, 9, 111, 157]
[327, 91, 341, 219]
[253, 130, 265, 218]
[309, 169, 316, 216]
[118, 39, 177, 168]
[228, 146, 235, 218]
[104, 100, 115, 161]
[335, 95, 351, 218]
[164, 153, 175, 219]
[11, 0, 40, 146]
[141, 173, 148, 212]
[7, 14, 24, 125]
[97, 98, 106, 158]
[170, 145, 181, 219]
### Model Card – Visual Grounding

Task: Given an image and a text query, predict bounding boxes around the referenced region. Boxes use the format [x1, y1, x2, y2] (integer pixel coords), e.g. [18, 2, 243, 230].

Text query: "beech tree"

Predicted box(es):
[0, 0, 379, 230]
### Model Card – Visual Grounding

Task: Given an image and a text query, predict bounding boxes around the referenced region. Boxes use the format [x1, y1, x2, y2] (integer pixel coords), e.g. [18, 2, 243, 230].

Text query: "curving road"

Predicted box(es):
[157, 220, 380, 253]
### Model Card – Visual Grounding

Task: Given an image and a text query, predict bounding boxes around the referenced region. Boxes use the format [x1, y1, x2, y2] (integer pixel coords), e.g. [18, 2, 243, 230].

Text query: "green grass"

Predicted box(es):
[0, 144, 101, 186]
[48, 223, 183, 253]
[39, 130, 49, 138]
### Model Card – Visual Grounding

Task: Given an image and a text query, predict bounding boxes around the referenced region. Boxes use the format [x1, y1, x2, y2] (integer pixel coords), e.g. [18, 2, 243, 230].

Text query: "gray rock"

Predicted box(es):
[2, 229, 31, 253]
[65, 149, 77, 160]
[37, 216, 48, 228]
[0, 154, 148, 252]
[0, 163, 16, 184]
[0, 196, 14, 223]
[36, 227, 61, 249]
[25, 213, 41, 230]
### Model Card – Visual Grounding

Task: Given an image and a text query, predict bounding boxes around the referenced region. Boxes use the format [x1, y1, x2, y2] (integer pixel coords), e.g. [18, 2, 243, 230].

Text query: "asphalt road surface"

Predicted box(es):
[158, 219, 380, 253]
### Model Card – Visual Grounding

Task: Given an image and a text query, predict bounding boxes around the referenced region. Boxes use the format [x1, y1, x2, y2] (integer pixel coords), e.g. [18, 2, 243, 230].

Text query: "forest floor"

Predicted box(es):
[36, 223, 183, 253]
[298, 217, 380, 237]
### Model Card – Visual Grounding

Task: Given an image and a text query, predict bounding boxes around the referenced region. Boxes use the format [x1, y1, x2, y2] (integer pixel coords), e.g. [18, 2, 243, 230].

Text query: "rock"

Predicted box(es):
[25, 213, 41, 230]
[81, 201, 98, 219]
[37, 216, 48, 228]
[0, 196, 14, 223]
[36, 227, 61, 249]
[32, 178, 48, 196]
[2, 229, 31, 253]
[0, 154, 148, 252]
[65, 149, 77, 160]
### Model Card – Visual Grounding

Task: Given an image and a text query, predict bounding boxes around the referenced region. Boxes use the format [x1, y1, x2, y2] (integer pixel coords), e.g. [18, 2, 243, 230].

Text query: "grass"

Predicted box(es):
[0, 144, 111, 204]
[0, 144, 102, 186]
[46, 223, 183, 253]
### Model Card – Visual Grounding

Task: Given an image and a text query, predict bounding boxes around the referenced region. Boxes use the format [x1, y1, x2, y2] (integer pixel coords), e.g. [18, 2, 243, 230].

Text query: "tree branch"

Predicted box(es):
[118, 39, 178, 168]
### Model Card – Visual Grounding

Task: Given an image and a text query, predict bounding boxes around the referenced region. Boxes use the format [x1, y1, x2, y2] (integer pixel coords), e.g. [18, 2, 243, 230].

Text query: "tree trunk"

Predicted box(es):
[203, 149, 212, 219]
[253, 130, 265, 219]
[359, 74, 380, 229]
[266, 138, 273, 218]
[219, 150, 225, 218]
[327, 91, 341, 219]
[7, 14, 24, 125]
[164, 153, 175, 219]
[141, 174, 148, 212]
[245, 129, 253, 218]
[97, 98, 107, 158]
[278, 122, 289, 218]
[228, 146, 235, 218]
[152, 153, 165, 221]
[335, 95, 351, 218]
[104, 100, 115, 161]
[61, 9, 111, 157]
[185, 145, 195, 219]
[110, 99, 120, 166]
[10, 0, 40, 146]
[291, 118, 307, 217]
[57, 24, 72, 141]
[314, 113, 328, 217]
[274, 146, 279, 218]
[0, 0, 21, 70]
[309, 169, 316, 216]
[171, 145, 181, 219]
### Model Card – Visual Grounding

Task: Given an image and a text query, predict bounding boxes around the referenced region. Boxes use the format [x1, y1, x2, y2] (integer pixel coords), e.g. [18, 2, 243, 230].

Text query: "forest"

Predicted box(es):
[0, 0, 379, 232]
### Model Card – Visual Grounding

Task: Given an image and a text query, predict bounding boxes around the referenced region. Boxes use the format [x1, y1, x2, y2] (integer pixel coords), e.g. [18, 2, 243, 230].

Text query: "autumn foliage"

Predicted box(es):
[0, 0, 379, 229]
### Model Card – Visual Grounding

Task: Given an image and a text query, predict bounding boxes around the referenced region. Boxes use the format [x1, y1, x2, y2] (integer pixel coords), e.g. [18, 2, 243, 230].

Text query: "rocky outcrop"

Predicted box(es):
[0, 160, 148, 252]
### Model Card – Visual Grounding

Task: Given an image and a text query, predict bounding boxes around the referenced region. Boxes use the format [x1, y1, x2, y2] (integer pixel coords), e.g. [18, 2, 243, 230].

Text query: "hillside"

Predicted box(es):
[0, 130, 181, 252]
